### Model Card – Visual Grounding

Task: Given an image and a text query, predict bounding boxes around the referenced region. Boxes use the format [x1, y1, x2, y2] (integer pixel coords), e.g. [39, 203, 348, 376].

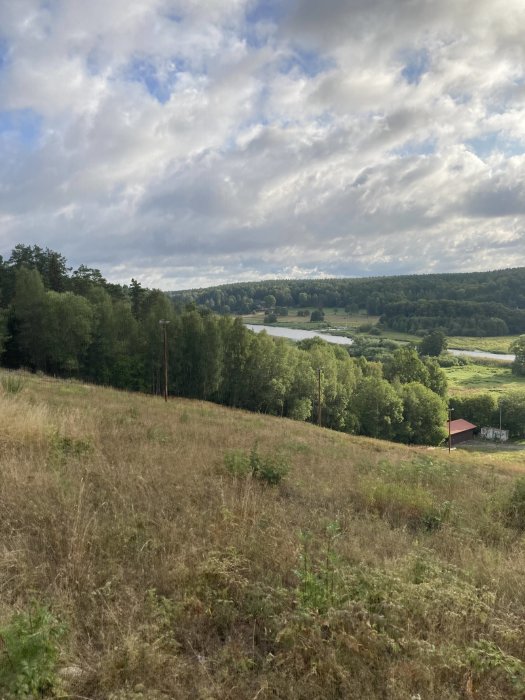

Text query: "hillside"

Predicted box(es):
[170, 267, 525, 336]
[2, 372, 525, 698]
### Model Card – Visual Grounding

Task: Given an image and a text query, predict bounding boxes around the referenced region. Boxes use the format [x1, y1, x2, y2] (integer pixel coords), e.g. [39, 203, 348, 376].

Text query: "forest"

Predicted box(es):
[170, 267, 525, 336]
[0, 244, 451, 446]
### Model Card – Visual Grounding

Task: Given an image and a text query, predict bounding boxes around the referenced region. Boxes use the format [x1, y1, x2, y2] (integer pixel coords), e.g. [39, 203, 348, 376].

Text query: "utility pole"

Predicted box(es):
[317, 367, 322, 427]
[159, 320, 170, 402]
[448, 406, 454, 453]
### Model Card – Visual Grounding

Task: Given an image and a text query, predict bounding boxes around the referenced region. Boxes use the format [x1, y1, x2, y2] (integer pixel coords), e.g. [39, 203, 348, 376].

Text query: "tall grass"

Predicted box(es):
[1, 374, 525, 697]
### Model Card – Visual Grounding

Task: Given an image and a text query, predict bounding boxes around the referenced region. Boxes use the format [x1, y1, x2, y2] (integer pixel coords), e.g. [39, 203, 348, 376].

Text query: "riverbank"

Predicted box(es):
[244, 321, 516, 363]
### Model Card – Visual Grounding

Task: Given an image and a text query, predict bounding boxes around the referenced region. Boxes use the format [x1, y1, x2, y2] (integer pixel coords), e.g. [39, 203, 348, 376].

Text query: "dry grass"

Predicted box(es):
[2, 370, 525, 698]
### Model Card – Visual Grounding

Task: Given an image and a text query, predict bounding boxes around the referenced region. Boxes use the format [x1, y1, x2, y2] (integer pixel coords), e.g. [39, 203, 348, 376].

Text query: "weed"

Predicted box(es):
[223, 444, 290, 485]
[223, 449, 251, 477]
[0, 603, 66, 699]
[503, 476, 525, 530]
[51, 434, 92, 461]
[295, 522, 344, 613]
[467, 639, 525, 693]
[0, 373, 25, 395]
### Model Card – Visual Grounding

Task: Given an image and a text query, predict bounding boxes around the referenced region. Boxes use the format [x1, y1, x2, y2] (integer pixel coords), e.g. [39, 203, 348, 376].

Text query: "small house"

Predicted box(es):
[447, 419, 477, 446]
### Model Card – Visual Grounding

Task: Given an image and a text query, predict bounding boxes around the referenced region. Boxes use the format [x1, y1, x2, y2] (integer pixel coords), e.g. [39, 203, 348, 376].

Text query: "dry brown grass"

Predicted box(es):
[2, 370, 525, 698]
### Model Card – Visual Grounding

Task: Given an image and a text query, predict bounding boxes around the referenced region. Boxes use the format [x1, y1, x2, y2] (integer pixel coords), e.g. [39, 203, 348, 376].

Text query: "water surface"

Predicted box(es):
[244, 323, 515, 360]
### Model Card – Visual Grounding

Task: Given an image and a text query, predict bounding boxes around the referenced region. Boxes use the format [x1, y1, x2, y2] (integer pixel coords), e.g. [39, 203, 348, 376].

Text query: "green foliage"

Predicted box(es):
[397, 382, 448, 445]
[309, 308, 325, 322]
[223, 444, 290, 484]
[51, 434, 93, 462]
[352, 376, 403, 440]
[511, 334, 525, 376]
[365, 481, 450, 531]
[296, 523, 343, 613]
[0, 373, 25, 394]
[467, 640, 525, 693]
[449, 392, 498, 428]
[503, 477, 525, 531]
[0, 603, 66, 699]
[419, 329, 448, 356]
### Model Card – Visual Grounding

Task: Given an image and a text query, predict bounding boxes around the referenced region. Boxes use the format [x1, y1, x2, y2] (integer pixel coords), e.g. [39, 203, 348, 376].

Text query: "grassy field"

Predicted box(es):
[445, 363, 525, 394]
[242, 309, 380, 332]
[4, 371, 525, 698]
[448, 336, 517, 354]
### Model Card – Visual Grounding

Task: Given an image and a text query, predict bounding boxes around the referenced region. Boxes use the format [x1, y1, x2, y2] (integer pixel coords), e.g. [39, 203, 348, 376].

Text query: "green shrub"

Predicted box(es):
[223, 444, 290, 485]
[296, 523, 343, 613]
[223, 449, 251, 477]
[0, 373, 26, 395]
[467, 640, 525, 693]
[365, 481, 449, 532]
[0, 603, 66, 699]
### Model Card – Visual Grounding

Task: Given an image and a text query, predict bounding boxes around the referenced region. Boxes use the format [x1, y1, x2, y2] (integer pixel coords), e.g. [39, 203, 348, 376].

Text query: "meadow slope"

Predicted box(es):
[2, 372, 525, 698]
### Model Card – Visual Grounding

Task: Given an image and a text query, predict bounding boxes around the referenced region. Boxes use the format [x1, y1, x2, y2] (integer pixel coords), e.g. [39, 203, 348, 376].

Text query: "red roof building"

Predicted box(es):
[447, 419, 477, 446]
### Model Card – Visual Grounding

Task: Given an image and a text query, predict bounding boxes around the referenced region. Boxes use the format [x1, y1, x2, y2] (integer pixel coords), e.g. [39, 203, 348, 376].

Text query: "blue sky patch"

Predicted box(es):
[125, 57, 188, 104]
[0, 109, 43, 149]
[390, 137, 436, 158]
[467, 132, 524, 158]
[279, 47, 334, 78]
[401, 48, 430, 85]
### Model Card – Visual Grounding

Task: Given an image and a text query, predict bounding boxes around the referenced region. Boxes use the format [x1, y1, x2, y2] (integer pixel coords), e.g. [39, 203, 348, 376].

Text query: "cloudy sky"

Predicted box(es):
[0, 0, 524, 290]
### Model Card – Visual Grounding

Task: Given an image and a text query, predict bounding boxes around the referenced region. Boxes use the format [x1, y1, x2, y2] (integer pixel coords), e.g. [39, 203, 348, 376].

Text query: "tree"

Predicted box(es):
[511, 336, 525, 376]
[422, 357, 448, 398]
[44, 291, 93, 374]
[264, 294, 276, 308]
[12, 267, 48, 370]
[396, 383, 448, 445]
[352, 376, 403, 440]
[383, 347, 430, 386]
[310, 309, 325, 323]
[129, 279, 145, 319]
[0, 309, 7, 357]
[419, 330, 448, 357]
[449, 393, 497, 428]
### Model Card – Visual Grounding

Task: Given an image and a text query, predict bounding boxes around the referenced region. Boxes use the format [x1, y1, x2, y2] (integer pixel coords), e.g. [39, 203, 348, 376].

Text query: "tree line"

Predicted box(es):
[0, 244, 452, 446]
[170, 267, 525, 336]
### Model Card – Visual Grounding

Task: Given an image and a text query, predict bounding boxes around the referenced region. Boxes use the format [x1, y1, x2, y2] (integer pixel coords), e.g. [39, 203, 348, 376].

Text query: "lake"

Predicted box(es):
[244, 323, 515, 361]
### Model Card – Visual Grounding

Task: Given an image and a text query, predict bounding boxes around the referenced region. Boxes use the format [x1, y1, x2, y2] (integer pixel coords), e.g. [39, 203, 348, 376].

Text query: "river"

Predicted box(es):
[244, 324, 354, 346]
[244, 323, 514, 361]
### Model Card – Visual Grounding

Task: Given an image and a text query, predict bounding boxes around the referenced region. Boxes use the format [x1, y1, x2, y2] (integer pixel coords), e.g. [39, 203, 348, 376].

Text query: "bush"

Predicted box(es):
[223, 444, 290, 485]
[310, 309, 325, 323]
[0, 603, 66, 699]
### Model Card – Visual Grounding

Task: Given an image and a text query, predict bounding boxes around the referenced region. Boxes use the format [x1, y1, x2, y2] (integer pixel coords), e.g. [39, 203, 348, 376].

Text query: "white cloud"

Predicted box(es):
[0, 0, 524, 289]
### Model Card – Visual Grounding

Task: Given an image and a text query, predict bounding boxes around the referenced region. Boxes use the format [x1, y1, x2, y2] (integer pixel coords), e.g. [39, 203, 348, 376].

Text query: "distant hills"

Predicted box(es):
[170, 267, 525, 336]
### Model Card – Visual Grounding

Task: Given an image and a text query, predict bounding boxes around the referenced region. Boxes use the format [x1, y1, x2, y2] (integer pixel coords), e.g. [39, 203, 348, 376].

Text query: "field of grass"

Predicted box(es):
[4, 371, 525, 697]
[448, 336, 517, 354]
[445, 363, 525, 394]
[243, 309, 380, 332]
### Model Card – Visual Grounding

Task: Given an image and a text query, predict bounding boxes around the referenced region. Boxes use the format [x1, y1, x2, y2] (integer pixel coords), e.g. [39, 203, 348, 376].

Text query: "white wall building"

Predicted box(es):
[480, 427, 509, 441]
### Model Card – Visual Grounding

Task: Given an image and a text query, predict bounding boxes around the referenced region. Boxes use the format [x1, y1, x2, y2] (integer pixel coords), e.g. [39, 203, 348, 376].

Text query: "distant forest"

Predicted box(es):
[0, 244, 453, 446]
[170, 268, 525, 336]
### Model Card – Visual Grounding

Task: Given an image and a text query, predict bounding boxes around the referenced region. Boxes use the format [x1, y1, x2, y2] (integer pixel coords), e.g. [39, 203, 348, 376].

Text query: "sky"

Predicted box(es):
[0, 0, 524, 290]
